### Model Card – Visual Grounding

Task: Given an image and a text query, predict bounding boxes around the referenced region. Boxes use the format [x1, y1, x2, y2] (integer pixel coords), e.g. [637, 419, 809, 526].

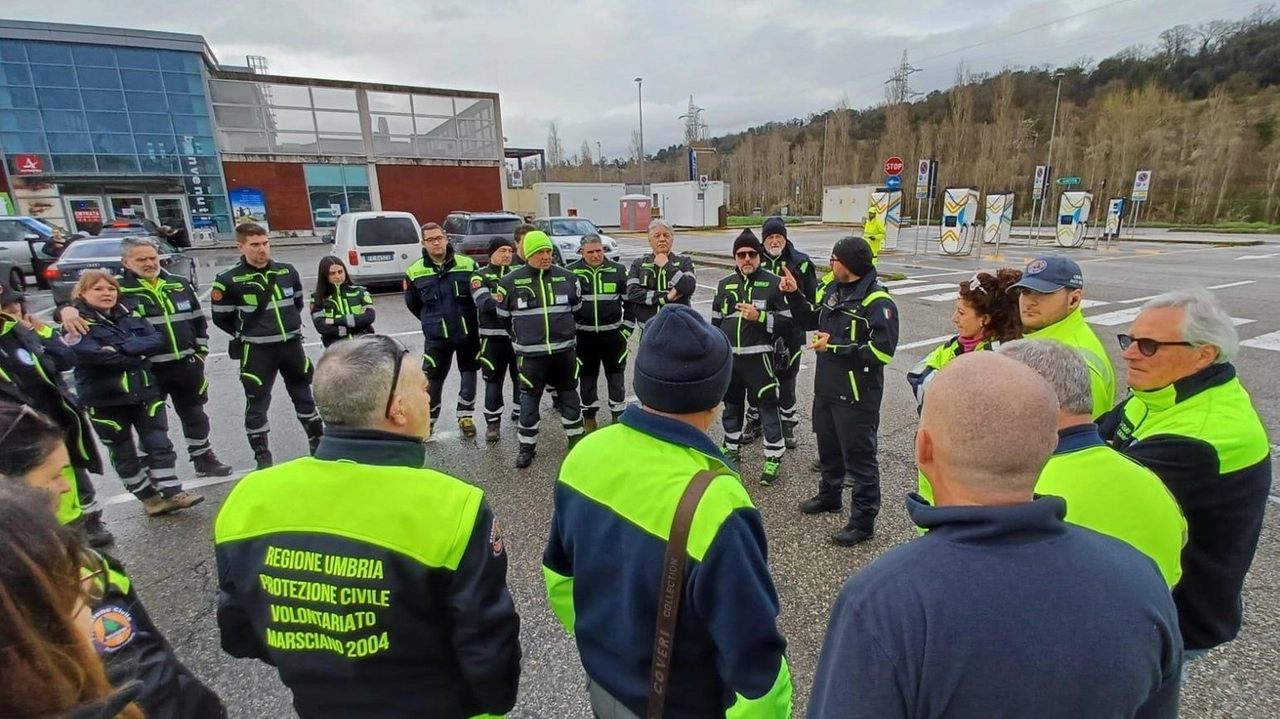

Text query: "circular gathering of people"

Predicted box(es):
[0, 215, 1270, 719]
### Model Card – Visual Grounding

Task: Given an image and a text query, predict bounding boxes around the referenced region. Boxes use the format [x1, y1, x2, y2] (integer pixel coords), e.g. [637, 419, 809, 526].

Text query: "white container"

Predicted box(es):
[982, 193, 1015, 245]
[870, 190, 903, 250]
[534, 183, 626, 227]
[821, 185, 875, 224]
[650, 181, 726, 228]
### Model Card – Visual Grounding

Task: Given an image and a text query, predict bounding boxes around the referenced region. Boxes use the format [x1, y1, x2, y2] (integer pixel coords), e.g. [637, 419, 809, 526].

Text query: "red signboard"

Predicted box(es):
[884, 156, 905, 176]
[14, 154, 43, 174]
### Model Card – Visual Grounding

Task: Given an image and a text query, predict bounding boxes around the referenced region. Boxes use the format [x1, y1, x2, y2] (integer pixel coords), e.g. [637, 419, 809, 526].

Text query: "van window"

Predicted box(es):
[355, 217, 419, 247]
[467, 218, 519, 235]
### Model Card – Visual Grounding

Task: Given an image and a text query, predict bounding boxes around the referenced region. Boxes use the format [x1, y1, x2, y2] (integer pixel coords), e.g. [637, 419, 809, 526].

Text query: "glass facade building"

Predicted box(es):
[0, 37, 229, 231]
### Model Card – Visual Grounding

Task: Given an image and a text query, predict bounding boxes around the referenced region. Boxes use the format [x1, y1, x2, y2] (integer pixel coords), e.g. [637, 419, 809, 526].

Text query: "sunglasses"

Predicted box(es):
[735, 250, 759, 259]
[0, 404, 40, 448]
[380, 335, 410, 418]
[1117, 334, 1195, 357]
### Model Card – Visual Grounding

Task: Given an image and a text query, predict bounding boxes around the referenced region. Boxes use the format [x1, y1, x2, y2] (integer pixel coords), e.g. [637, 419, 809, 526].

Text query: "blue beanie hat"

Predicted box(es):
[762, 216, 788, 240]
[633, 305, 733, 414]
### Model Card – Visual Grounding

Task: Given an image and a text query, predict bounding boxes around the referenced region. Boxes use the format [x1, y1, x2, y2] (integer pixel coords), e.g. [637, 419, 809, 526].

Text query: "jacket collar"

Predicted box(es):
[906, 493, 1069, 544]
[119, 267, 178, 288]
[73, 299, 128, 322]
[1054, 423, 1106, 454]
[314, 426, 428, 468]
[1026, 306, 1087, 339]
[423, 245, 456, 269]
[835, 269, 880, 301]
[1131, 362, 1236, 411]
[619, 406, 734, 471]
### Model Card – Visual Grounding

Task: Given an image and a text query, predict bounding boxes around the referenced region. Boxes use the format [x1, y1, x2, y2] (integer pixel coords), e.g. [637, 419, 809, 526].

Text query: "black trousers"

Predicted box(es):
[424, 338, 480, 422]
[516, 351, 583, 448]
[479, 335, 520, 423]
[723, 353, 784, 460]
[747, 339, 801, 427]
[576, 330, 628, 418]
[88, 402, 180, 501]
[153, 356, 213, 459]
[239, 339, 318, 437]
[813, 395, 881, 530]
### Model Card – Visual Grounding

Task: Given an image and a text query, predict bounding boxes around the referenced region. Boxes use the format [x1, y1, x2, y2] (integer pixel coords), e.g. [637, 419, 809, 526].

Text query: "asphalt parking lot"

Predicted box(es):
[22, 229, 1280, 717]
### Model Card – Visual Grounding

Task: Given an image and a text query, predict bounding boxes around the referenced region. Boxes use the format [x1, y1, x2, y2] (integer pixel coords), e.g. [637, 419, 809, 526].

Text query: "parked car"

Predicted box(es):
[0, 215, 59, 287]
[0, 257, 22, 296]
[442, 211, 522, 262]
[101, 217, 189, 247]
[533, 216, 623, 264]
[46, 236, 196, 306]
[329, 211, 421, 287]
[313, 208, 339, 229]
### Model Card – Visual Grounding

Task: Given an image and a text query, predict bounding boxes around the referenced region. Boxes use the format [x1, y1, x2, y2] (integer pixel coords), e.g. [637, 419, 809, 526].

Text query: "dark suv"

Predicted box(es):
[442, 211, 521, 262]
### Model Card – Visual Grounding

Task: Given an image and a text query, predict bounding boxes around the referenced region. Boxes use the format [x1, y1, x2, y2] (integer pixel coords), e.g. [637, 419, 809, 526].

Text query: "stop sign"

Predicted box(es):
[884, 156, 904, 176]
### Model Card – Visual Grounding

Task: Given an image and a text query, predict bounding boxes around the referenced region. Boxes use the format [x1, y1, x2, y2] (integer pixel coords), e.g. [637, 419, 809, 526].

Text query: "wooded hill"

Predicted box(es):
[549, 8, 1280, 222]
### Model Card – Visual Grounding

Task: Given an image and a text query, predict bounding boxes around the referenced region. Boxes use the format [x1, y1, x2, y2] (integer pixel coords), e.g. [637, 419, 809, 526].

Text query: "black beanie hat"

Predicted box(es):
[762, 216, 788, 241]
[487, 235, 515, 257]
[633, 305, 733, 414]
[832, 236, 874, 277]
[732, 228, 763, 255]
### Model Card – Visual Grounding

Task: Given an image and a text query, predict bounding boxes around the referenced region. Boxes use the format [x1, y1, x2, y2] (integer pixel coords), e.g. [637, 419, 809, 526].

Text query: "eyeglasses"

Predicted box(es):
[0, 404, 39, 448]
[380, 336, 410, 418]
[735, 250, 759, 259]
[79, 550, 108, 604]
[422, 235, 448, 244]
[829, 255, 841, 265]
[1117, 334, 1195, 357]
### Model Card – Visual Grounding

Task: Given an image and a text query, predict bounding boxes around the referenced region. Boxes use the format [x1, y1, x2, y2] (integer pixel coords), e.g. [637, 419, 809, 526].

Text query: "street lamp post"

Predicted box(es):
[1037, 72, 1066, 241]
[597, 140, 603, 183]
[635, 77, 645, 191]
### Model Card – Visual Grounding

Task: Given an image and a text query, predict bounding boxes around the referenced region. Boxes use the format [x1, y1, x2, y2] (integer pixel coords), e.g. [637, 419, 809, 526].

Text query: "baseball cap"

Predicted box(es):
[1010, 255, 1083, 293]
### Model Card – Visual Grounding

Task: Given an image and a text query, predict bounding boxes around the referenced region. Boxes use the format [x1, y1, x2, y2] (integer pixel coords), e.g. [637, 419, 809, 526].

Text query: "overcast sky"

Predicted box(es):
[10, 0, 1264, 159]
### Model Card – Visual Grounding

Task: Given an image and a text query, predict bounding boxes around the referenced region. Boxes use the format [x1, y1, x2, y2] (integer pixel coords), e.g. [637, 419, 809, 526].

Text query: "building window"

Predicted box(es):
[304, 164, 371, 229]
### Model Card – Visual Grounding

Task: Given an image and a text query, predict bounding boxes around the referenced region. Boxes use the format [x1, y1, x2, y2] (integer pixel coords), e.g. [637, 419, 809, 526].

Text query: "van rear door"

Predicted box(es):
[353, 216, 419, 276]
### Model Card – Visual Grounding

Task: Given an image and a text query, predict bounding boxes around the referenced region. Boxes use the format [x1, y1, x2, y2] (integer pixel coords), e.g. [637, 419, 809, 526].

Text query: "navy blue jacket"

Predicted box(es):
[70, 301, 165, 408]
[807, 496, 1182, 719]
[404, 246, 479, 346]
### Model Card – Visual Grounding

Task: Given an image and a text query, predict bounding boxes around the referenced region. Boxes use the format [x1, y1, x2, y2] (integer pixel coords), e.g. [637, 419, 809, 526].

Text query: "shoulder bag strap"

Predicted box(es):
[647, 469, 720, 719]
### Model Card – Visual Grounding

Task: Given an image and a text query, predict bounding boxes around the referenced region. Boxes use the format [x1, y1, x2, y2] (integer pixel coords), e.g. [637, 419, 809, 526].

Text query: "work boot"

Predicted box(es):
[799, 494, 842, 515]
[485, 421, 501, 443]
[193, 451, 233, 477]
[249, 435, 273, 470]
[760, 459, 782, 487]
[720, 445, 741, 463]
[143, 495, 180, 517]
[740, 416, 760, 445]
[583, 415, 598, 434]
[810, 458, 822, 472]
[81, 512, 115, 548]
[832, 525, 874, 547]
[169, 491, 205, 510]
[782, 423, 798, 450]
[458, 416, 478, 438]
[304, 418, 325, 455]
[515, 446, 536, 469]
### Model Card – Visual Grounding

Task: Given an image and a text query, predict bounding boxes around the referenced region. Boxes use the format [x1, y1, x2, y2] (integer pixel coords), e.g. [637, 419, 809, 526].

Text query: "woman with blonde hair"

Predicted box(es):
[69, 270, 202, 516]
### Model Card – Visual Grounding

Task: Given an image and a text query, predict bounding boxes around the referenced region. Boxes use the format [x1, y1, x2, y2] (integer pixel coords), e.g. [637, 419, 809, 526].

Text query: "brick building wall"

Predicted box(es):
[221, 161, 312, 231]
[377, 165, 502, 226]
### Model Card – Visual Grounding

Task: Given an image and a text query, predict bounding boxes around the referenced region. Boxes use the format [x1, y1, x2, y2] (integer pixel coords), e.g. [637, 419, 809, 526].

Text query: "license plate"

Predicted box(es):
[364, 253, 394, 262]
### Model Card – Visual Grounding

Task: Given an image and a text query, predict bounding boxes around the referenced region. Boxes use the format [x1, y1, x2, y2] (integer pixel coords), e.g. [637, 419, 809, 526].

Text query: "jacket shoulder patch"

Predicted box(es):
[91, 605, 136, 653]
[489, 519, 504, 556]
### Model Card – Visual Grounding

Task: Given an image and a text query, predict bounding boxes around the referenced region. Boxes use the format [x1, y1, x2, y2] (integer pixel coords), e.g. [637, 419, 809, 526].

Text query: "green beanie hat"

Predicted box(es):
[523, 230, 554, 258]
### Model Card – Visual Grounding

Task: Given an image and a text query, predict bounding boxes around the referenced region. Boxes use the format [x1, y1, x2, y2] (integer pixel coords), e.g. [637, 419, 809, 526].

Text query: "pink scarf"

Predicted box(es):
[957, 334, 986, 353]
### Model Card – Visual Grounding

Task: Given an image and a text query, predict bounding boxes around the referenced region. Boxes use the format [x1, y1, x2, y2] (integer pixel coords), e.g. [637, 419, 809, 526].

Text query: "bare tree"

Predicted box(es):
[1195, 20, 1234, 53]
[1158, 25, 1195, 59]
[579, 140, 593, 168]
[546, 122, 565, 167]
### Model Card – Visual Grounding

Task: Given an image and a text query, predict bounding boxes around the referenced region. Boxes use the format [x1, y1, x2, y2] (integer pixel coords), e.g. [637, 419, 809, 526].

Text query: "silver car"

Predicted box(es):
[533, 217, 622, 265]
[48, 237, 197, 306]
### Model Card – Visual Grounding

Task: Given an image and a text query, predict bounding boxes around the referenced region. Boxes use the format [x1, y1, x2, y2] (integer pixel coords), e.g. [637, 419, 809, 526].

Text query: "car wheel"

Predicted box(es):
[189, 267, 199, 289]
[8, 267, 25, 293]
[552, 248, 564, 265]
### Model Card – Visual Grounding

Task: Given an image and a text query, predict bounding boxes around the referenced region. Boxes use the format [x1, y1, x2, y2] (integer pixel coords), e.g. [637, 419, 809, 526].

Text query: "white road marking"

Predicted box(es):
[1234, 252, 1280, 261]
[922, 292, 958, 302]
[203, 329, 422, 361]
[1206, 280, 1256, 290]
[1241, 331, 1280, 352]
[1080, 299, 1110, 309]
[897, 335, 954, 350]
[892, 283, 961, 296]
[884, 278, 925, 287]
[1117, 294, 1163, 305]
[1087, 307, 1253, 327]
[103, 470, 252, 506]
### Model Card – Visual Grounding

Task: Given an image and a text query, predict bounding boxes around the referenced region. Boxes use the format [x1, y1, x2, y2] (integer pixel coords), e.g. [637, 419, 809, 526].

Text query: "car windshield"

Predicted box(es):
[467, 218, 519, 235]
[549, 219, 598, 236]
[60, 239, 130, 261]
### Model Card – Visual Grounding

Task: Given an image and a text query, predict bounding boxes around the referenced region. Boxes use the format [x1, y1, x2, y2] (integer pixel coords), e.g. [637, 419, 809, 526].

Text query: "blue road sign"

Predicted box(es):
[886, 175, 902, 190]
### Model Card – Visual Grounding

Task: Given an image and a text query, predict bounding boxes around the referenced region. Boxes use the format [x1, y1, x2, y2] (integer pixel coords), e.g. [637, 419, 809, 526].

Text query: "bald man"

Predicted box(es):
[808, 353, 1182, 719]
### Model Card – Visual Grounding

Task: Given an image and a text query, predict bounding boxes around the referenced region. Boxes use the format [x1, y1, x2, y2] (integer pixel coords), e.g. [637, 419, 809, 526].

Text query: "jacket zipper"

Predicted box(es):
[539, 271, 552, 353]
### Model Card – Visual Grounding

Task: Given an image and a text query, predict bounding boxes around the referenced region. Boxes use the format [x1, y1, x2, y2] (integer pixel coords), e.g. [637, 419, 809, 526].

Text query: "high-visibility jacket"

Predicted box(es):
[710, 268, 796, 356]
[1024, 308, 1115, 418]
[566, 258, 633, 334]
[1098, 363, 1271, 651]
[625, 253, 697, 325]
[118, 268, 209, 363]
[211, 259, 306, 345]
[796, 270, 899, 413]
[310, 284, 375, 346]
[470, 262, 517, 337]
[863, 216, 886, 260]
[215, 427, 522, 719]
[404, 246, 478, 345]
[543, 406, 792, 719]
[760, 242, 818, 351]
[906, 334, 1001, 410]
[493, 263, 582, 356]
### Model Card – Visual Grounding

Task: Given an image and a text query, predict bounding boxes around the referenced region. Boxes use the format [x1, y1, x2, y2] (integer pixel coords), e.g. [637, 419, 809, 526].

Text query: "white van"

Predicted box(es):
[330, 211, 421, 286]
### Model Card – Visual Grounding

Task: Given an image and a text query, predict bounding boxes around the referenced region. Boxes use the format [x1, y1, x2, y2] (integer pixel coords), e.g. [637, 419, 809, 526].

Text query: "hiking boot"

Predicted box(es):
[81, 512, 115, 548]
[583, 415, 598, 434]
[740, 417, 760, 445]
[799, 494, 843, 515]
[782, 424, 798, 450]
[458, 417, 478, 438]
[760, 459, 782, 487]
[485, 421, 501, 443]
[143, 495, 180, 517]
[249, 435, 273, 470]
[515, 446, 536, 469]
[832, 525, 875, 547]
[720, 445, 741, 463]
[193, 451, 233, 477]
[168, 491, 205, 510]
